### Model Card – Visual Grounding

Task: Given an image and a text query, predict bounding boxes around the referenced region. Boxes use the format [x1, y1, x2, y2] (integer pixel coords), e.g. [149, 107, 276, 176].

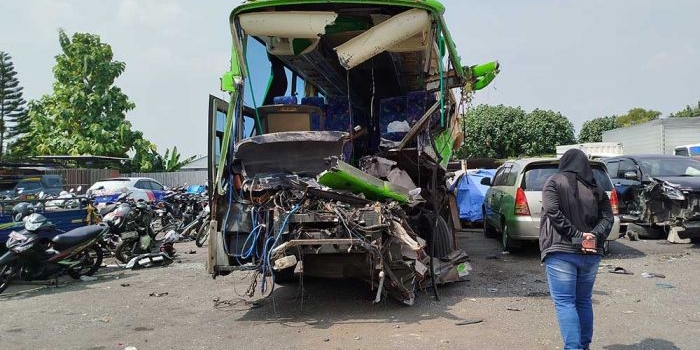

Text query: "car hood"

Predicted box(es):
[234, 131, 348, 178]
[654, 176, 700, 191]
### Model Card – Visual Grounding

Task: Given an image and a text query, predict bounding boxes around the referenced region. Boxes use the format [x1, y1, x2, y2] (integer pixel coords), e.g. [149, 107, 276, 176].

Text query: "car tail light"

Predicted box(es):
[514, 188, 531, 216]
[610, 188, 619, 216]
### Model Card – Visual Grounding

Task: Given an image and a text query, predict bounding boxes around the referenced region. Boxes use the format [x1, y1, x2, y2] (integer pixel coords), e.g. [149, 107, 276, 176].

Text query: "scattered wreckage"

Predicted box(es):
[206, 0, 499, 304]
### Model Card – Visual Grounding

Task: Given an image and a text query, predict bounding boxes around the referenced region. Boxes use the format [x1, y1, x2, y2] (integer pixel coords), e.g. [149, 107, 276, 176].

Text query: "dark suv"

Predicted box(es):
[603, 154, 700, 241]
[12, 175, 66, 197]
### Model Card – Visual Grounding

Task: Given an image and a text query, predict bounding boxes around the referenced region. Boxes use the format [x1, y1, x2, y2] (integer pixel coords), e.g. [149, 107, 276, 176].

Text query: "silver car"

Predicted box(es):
[481, 158, 620, 253]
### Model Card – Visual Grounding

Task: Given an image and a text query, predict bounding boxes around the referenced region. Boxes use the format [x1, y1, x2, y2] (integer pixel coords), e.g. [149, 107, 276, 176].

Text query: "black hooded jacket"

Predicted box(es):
[539, 149, 614, 260]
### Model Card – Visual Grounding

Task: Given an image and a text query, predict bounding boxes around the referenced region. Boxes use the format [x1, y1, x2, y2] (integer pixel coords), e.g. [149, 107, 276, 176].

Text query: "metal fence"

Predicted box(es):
[31, 169, 207, 192]
[45, 168, 119, 194]
[123, 170, 208, 188]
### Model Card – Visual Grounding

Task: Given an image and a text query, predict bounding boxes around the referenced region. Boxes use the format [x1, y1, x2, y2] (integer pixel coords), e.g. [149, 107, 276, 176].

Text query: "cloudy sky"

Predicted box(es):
[1, 0, 698, 158]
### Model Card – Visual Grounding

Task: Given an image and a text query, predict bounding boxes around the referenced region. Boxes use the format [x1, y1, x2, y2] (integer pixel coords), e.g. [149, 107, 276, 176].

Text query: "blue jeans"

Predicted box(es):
[544, 252, 602, 350]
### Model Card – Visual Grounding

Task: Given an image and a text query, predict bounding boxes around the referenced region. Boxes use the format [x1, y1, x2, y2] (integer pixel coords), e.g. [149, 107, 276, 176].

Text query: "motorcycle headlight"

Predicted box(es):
[663, 184, 685, 201]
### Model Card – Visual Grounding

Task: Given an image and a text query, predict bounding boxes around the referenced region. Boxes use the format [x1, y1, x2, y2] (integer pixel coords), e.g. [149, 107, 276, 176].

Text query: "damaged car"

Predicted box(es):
[205, 0, 499, 305]
[603, 154, 700, 241]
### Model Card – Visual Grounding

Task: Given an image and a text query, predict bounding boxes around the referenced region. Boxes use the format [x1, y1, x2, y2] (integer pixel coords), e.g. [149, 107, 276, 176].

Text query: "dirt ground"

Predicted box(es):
[1, 230, 699, 350]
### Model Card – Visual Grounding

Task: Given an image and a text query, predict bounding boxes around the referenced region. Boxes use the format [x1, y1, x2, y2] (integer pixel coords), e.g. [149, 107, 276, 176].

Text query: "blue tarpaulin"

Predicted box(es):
[450, 169, 496, 222]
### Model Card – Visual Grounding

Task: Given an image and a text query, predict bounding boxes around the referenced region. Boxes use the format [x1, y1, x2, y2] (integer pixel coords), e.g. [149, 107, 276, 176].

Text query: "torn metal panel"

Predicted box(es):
[234, 131, 347, 178]
[318, 159, 411, 203]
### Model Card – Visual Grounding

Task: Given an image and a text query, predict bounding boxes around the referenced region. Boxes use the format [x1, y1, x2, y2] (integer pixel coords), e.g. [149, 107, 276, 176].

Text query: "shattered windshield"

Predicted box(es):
[639, 158, 700, 177]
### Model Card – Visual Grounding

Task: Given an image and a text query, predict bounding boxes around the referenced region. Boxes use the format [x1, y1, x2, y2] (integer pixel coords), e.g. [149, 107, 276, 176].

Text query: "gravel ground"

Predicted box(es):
[1, 230, 698, 350]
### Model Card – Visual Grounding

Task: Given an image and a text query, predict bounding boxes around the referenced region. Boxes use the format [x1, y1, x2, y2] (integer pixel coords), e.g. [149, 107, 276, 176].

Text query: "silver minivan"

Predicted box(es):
[481, 158, 620, 253]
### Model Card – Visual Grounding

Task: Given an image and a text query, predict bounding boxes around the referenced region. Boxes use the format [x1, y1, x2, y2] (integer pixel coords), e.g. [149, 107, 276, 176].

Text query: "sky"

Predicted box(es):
[1, 0, 699, 158]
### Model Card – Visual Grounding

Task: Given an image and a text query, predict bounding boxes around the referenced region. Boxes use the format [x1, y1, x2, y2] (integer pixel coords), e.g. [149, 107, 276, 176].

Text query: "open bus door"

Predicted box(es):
[206, 95, 258, 274]
[207, 95, 228, 273]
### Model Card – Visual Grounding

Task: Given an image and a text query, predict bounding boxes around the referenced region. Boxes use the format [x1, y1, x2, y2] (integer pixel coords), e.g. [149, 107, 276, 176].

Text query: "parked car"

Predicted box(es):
[481, 158, 620, 253]
[86, 177, 168, 204]
[4, 175, 66, 198]
[602, 154, 700, 240]
[673, 143, 700, 160]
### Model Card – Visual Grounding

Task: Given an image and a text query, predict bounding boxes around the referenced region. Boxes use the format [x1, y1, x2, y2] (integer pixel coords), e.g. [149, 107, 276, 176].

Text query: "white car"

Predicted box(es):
[87, 177, 168, 204]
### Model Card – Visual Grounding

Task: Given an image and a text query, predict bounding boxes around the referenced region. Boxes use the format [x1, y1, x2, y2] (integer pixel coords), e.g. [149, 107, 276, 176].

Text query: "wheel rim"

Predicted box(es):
[69, 246, 100, 276]
[0, 263, 18, 292]
[501, 222, 509, 248]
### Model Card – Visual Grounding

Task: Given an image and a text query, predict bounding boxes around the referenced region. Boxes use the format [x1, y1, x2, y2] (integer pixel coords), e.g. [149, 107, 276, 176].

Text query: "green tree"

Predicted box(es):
[615, 108, 661, 127]
[578, 116, 619, 142]
[0, 51, 27, 158]
[522, 109, 575, 156]
[8, 30, 159, 171]
[457, 104, 527, 159]
[669, 101, 700, 118]
[162, 147, 197, 171]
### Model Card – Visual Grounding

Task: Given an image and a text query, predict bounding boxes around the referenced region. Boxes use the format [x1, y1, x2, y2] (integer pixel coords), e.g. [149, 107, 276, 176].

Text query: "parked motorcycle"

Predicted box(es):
[0, 213, 109, 293]
[179, 198, 209, 241]
[113, 200, 177, 263]
[99, 194, 135, 255]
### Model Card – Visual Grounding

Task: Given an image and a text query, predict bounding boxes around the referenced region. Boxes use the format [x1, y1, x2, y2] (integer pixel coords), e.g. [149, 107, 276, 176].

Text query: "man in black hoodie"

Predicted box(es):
[539, 149, 614, 350]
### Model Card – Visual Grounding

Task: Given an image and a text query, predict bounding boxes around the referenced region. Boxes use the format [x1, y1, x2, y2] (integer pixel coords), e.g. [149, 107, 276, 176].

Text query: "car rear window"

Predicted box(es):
[522, 164, 613, 191]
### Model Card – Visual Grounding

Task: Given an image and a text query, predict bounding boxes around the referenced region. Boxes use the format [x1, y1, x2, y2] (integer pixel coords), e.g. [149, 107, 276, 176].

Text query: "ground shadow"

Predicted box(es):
[0, 266, 138, 300]
[232, 276, 467, 329]
[603, 338, 680, 350]
[604, 240, 646, 259]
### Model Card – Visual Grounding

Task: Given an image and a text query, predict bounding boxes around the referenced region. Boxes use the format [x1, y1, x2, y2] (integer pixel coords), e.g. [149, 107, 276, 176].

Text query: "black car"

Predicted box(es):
[603, 154, 700, 241]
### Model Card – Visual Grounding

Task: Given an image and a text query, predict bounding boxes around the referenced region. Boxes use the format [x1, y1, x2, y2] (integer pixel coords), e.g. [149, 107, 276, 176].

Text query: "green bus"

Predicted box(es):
[206, 0, 499, 305]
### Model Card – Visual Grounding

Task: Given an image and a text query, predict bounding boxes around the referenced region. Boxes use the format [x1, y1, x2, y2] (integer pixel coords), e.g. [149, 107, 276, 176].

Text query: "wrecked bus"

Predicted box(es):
[206, 0, 499, 305]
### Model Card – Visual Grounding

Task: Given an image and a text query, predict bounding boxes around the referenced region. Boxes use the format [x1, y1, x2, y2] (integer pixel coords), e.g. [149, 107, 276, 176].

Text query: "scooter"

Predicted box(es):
[0, 213, 109, 293]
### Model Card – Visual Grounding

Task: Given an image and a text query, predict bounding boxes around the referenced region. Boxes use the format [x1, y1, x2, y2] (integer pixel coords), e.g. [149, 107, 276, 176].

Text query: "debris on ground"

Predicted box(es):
[609, 267, 634, 275]
[149, 292, 169, 297]
[79, 275, 98, 282]
[455, 318, 484, 325]
[641, 272, 666, 279]
[656, 283, 675, 289]
[120, 283, 130, 287]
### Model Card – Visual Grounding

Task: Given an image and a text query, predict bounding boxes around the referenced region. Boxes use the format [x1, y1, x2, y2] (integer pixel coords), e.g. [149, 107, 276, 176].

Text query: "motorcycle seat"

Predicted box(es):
[52, 225, 106, 250]
[99, 204, 118, 216]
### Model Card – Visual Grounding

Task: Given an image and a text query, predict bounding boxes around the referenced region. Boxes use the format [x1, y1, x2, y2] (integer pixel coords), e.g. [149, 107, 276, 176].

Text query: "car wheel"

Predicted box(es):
[483, 208, 498, 239]
[501, 220, 520, 252]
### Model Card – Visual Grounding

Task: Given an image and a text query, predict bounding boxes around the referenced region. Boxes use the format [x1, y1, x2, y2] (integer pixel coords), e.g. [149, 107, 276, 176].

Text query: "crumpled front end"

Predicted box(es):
[211, 139, 470, 305]
[632, 178, 700, 235]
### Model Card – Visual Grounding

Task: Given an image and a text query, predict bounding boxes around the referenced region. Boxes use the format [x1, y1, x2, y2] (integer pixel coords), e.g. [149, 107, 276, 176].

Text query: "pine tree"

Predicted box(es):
[0, 51, 28, 158]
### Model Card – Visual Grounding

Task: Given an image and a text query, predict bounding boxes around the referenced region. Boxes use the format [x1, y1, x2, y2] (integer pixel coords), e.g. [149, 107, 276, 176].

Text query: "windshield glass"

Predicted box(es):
[638, 158, 700, 177]
[15, 180, 41, 191]
[523, 164, 613, 191]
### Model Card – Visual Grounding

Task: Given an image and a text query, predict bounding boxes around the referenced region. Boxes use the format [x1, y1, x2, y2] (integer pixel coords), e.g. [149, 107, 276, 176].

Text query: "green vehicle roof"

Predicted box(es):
[232, 0, 446, 16]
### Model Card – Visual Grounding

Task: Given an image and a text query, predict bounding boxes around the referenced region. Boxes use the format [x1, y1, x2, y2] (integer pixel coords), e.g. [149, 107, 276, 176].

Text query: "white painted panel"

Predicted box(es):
[239, 11, 338, 38]
[334, 9, 430, 70]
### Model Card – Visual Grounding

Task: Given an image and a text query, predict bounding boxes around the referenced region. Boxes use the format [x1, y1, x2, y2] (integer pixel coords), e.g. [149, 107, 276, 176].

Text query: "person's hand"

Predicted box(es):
[581, 232, 597, 254]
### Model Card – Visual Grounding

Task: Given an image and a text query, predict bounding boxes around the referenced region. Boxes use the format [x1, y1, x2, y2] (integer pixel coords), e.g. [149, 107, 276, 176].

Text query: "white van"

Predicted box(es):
[674, 143, 700, 160]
